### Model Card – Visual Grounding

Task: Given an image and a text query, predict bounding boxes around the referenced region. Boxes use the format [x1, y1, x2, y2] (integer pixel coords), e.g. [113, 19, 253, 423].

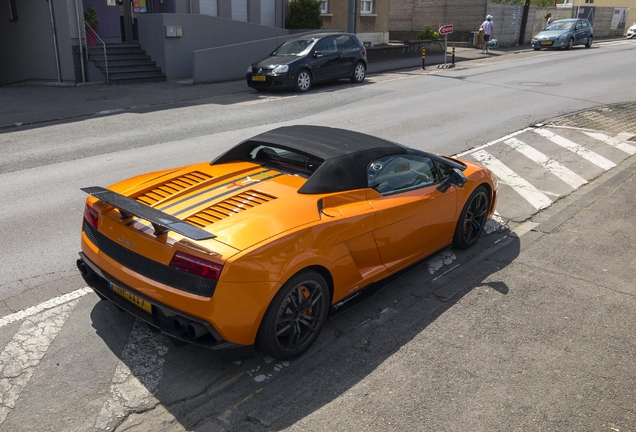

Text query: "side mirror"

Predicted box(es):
[437, 168, 468, 193]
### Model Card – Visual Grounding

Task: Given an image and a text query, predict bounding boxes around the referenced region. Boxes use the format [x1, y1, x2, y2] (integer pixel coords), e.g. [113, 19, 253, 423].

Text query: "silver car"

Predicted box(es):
[532, 19, 593, 50]
[627, 22, 636, 39]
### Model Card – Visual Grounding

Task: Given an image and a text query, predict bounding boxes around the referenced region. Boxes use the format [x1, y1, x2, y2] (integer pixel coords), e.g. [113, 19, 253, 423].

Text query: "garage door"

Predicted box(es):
[261, 0, 275, 26]
[231, 0, 247, 22]
[200, 0, 217, 16]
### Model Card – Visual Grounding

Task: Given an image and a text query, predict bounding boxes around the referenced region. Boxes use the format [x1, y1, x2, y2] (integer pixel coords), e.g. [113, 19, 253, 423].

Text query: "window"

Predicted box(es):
[9, 0, 18, 21]
[367, 155, 438, 195]
[584, 0, 594, 3]
[360, 0, 372, 14]
[319, 0, 328, 14]
[336, 35, 356, 52]
[314, 37, 338, 54]
[249, 145, 323, 175]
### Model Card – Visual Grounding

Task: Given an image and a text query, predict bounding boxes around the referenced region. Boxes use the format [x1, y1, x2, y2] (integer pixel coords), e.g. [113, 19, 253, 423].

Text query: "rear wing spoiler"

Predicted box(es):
[81, 186, 216, 241]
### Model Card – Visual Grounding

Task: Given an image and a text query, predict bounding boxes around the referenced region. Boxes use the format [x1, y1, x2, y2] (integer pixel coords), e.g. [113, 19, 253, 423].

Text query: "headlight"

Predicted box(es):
[272, 65, 289, 74]
[247, 65, 253, 74]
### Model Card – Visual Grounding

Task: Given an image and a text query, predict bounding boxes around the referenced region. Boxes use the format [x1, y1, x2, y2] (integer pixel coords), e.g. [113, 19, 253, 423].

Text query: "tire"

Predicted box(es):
[452, 185, 490, 249]
[533, 47, 540, 51]
[351, 62, 366, 83]
[585, 36, 593, 48]
[294, 69, 312, 92]
[256, 270, 330, 360]
[566, 38, 574, 50]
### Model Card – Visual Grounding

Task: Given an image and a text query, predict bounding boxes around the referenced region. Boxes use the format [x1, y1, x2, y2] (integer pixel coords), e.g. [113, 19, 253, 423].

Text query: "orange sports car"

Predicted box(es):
[77, 126, 498, 360]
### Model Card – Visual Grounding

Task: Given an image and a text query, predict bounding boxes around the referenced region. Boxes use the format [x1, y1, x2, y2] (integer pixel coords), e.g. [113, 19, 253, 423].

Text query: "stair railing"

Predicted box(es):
[84, 21, 109, 84]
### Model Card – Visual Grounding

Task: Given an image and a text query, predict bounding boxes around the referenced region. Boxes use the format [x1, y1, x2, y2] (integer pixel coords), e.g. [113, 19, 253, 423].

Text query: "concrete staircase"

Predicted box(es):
[90, 44, 166, 84]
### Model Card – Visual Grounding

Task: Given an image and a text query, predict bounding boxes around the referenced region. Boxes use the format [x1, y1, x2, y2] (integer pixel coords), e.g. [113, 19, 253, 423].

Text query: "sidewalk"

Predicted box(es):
[0, 45, 525, 130]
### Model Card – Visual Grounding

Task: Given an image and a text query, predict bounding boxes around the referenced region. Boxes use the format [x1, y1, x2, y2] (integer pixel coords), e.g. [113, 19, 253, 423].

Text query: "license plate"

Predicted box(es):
[252, 75, 266, 81]
[109, 282, 152, 313]
[541, 41, 553, 46]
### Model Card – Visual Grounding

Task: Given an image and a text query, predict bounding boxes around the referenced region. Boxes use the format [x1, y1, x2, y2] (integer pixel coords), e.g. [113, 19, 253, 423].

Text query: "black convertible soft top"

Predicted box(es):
[211, 125, 408, 194]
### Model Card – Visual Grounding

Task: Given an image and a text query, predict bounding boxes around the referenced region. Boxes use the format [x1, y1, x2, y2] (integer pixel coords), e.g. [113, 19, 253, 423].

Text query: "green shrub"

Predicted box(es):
[285, 0, 323, 30]
[417, 27, 439, 40]
[84, 5, 99, 30]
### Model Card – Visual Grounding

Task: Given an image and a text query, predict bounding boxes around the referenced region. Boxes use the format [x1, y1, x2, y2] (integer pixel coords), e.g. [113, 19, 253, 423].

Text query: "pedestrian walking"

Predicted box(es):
[545, 13, 553, 27]
[480, 15, 494, 54]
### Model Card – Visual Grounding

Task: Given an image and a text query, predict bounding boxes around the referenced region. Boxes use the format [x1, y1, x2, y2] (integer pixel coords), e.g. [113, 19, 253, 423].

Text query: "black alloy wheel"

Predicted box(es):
[351, 62, 366, 83]
[453, 185, 490, 249]
[566, 38, 574, 50]
[257, 270, 330, 360]
[294, 69, 312, 92]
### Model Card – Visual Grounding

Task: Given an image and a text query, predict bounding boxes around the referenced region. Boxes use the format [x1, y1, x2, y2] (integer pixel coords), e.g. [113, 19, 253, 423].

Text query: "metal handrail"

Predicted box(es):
[84, 21, 109, 84]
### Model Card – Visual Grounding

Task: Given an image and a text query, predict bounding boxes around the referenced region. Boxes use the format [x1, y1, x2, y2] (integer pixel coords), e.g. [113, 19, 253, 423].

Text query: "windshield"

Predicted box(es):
[271, 39, 316, 56]
[544, 21, 575, 31]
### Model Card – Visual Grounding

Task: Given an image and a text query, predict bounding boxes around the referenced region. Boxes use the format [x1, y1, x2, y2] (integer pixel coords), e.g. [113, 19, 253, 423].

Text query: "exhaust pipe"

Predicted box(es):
[76, 258, 95, 280]
[172, 317, 189, 333]
[187, 322, 208, 339]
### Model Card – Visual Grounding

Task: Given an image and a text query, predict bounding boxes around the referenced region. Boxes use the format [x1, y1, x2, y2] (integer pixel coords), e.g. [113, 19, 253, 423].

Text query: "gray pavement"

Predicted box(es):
[0, 44, 524, 130]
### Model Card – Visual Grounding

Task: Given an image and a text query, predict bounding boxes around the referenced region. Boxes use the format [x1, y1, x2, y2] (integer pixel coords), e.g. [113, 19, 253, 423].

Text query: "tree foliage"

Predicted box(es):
[285, 0, 323, 30]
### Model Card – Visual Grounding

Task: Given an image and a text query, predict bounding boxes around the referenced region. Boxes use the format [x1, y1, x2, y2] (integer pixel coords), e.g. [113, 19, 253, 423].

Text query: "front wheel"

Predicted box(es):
[351, 62, 366, 83]
[294, 69, 312, 92]
[585, 36, 593, 48]
[566, 38, 574, 50]
[256, 270, 330, 360]
[533, 47, 540, 51]
[453, 186, 490, 249]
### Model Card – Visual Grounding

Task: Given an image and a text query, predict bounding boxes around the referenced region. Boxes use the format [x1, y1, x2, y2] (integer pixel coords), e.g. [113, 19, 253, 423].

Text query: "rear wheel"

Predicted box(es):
[453, 186, 490, 249]
[257, 270, 330, 360]
[566, 38, 574, 50]
[294, 69, 312, 92]
[351, 62, 366, 83]
[585, 36, 593, 48]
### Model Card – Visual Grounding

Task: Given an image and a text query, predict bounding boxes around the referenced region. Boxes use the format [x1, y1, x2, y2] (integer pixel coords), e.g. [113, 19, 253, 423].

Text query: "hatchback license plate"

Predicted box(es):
[252, 76, 266, 81]
[541, 41, 553, 46]
[109, 282, 152, 313]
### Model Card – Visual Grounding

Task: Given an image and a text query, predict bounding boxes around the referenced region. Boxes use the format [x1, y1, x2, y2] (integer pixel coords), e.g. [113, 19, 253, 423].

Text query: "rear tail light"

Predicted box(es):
[84, 203, 99, 228]
[363, 47, 367, 57]
[169, 251, 223, 281]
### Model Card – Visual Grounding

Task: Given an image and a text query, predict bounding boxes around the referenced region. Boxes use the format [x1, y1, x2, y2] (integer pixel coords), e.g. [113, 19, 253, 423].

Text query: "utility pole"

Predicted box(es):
[518, 0, 531, 46]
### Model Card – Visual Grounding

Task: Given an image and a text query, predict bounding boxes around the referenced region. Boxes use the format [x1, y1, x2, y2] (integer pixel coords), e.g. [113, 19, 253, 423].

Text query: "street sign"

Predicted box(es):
[439, 24, 453, 35]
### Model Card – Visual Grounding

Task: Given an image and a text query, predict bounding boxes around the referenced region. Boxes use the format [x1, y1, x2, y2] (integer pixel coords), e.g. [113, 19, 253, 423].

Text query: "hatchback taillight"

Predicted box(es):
[169, 251, 223, 281]
[84, 203, 99, 228]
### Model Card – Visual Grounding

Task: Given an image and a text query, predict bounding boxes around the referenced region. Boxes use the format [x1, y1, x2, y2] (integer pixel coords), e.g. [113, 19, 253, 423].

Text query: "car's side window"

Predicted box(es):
[368, 154, 438, 195]
[314, 37, 338, 54]
[336, 35, 355, 52]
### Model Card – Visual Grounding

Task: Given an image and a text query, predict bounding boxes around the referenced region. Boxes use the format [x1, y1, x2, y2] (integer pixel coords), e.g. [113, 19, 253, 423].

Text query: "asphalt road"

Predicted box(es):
[0, 39, 635, 431]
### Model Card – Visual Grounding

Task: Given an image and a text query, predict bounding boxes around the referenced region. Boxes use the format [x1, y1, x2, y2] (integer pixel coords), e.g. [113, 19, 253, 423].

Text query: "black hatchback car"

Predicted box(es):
[246, 33, 367, 92]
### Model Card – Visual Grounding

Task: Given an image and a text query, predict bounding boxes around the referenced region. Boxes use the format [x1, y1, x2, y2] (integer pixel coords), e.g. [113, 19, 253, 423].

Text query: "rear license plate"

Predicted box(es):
[109, 282, 152, 313]
[252, 76, 266, 81]
[541, 41, 553, 46]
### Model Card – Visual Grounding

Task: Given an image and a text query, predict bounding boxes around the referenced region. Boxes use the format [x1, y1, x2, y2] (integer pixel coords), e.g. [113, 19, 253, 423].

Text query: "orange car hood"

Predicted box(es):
[110, 161, 322, 252]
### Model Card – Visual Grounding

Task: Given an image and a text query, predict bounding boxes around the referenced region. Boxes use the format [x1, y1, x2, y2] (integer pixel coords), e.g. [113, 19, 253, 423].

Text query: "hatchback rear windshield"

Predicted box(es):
[271, 39, 316, 56]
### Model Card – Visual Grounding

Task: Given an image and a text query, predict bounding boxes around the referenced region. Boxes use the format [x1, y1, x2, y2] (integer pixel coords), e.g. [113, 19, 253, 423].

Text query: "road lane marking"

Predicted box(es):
[455, 127, 533, 157]
[0, 287, 93, 328]
[472, 150, 552, 210]
[533, 128, 616, 170]
[581, 131, 636, 155]
[93, 319, 169, 431]
[504, 137, 588, 189]
[0, 300, 79, 425]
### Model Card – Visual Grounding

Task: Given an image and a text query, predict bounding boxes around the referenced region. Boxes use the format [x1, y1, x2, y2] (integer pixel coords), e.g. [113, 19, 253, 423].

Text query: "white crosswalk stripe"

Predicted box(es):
[0, 300, 80, 425]
[582, 131, 636, 155]
[93, 320, 169, 431]
[471, 149, 553, 210]
[533, 128, 616, 170]
[504, 137, 588, 189]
